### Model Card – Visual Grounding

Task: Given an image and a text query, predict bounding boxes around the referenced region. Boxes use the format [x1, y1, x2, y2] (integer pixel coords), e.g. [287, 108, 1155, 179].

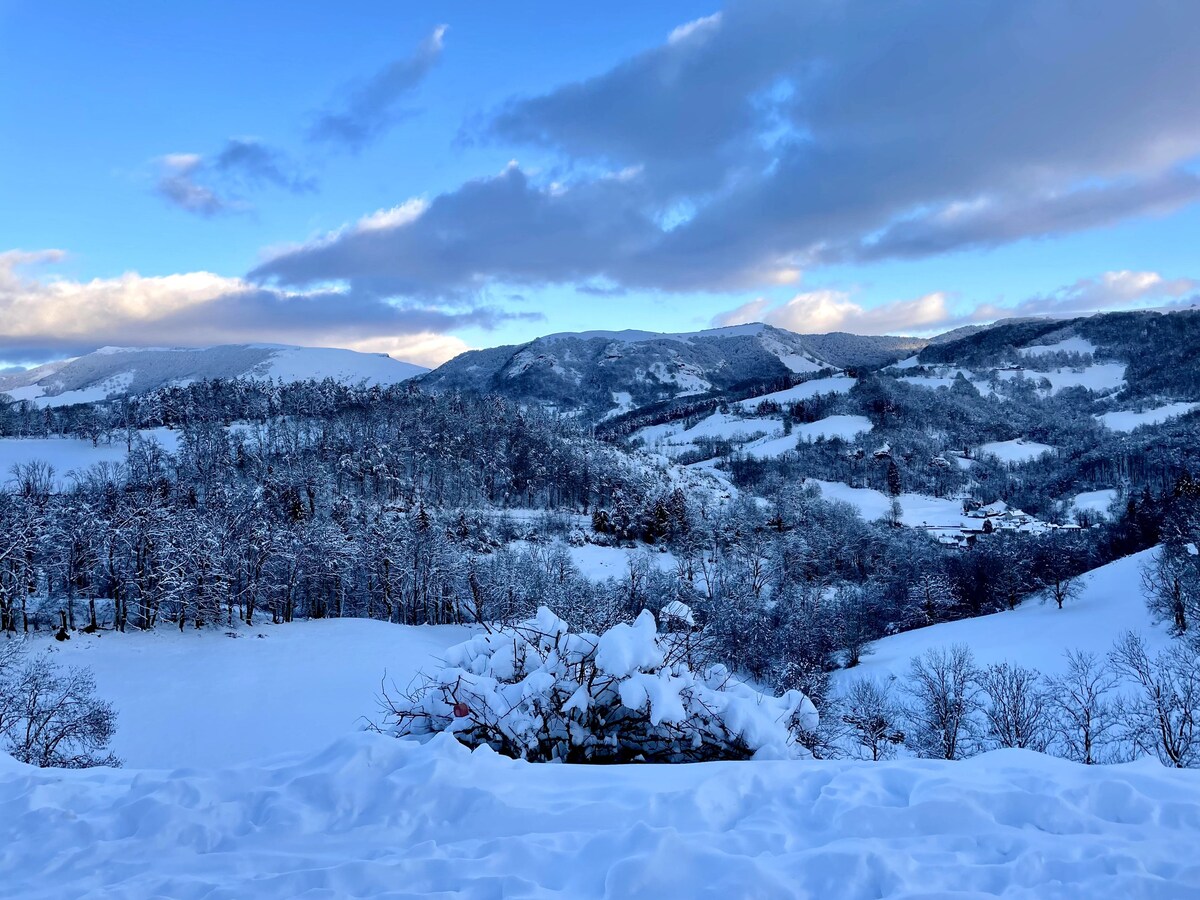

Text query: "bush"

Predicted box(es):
[383, 607, 819, 763]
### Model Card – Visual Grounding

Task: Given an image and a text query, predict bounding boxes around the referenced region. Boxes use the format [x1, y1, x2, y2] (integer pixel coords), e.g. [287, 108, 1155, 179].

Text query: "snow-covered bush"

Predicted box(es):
[384, 607, 818, 763]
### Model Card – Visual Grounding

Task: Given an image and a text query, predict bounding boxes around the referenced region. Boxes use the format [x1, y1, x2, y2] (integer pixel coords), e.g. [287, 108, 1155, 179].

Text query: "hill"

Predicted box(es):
[0, 344, 427, 407]
[418, 324, 924, 419]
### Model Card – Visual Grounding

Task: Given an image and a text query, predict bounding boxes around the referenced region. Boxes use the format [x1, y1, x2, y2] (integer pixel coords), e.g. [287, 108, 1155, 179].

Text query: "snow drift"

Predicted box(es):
[2, 734, 1199, 899]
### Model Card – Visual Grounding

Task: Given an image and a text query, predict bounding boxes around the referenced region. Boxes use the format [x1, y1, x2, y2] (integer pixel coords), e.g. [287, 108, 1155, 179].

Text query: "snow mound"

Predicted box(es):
[2, 734, 1198, 899]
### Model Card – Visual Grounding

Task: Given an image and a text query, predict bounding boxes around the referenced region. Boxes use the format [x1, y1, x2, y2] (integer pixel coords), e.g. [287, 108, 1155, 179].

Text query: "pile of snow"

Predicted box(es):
[2, 733, 1199, 898]
[1098, 402, 1200, 432]
[389, 607, 818, 762]
[977, 438, 1056, 464]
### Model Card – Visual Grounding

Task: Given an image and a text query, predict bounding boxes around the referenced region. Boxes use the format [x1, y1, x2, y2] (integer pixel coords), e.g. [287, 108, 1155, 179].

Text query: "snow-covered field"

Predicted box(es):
[809, 479, 976, 529]
[29, 619, 468, 768]
[977, 438, 1055, 464]
[3, 730, 1198, 899]
[1098, 402, 1200, 432]
[737, 375, 856, 410]
[0, 429, 179, 486]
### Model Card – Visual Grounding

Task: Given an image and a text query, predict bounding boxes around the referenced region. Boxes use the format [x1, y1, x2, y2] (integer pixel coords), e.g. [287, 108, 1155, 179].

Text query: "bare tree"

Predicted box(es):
[0, 646, 120, 768]
[902, 644, 983, 760]
[841, 676, 905, 760]
[1046, 650, 1122, 764]
[1110, 632, 1200, 768]
[1141, 550, 1193, 635]
[979, 662, 1051, 751]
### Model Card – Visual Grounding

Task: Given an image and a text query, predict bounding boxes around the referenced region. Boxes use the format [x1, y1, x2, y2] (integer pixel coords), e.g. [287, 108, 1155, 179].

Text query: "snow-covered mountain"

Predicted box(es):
[0, 344, 427, 407]
[419, 323, 924, 419]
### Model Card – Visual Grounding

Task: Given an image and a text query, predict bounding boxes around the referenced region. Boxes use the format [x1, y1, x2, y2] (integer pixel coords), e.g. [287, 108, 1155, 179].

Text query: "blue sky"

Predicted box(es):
[1, 0, 1197, 366]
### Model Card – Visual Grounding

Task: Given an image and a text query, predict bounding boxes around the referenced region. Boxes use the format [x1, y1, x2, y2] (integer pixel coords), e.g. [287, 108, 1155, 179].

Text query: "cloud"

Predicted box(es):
[264, 0, 1200, 297]
[717, 289, 952, 335]
[715, 270, 1199, 336]
[155, 154, 231, 217]
[155, 140, 314, 216]
[307, 25, 446, 150]
[0, 249, 527, 367]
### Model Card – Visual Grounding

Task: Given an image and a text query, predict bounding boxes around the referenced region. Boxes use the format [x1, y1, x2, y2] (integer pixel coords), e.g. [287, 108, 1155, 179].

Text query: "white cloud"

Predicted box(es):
[0, 251, 488, 367]
[718, 289, 951, 335]
[715, 269, 1199, 337]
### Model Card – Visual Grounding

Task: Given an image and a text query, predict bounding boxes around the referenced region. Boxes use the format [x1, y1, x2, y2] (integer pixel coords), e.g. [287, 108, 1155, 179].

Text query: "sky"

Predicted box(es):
[1, 0, 1198, 368]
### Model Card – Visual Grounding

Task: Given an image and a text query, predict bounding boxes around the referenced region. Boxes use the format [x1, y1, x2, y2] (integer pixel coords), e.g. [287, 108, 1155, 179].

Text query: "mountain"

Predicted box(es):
[0, 344, 427, 407]
[419, 323, 925, 419]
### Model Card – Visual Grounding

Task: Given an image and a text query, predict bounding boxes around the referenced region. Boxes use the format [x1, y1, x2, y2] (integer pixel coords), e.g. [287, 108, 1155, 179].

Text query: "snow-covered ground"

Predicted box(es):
[0, 428, 179, 486]
[1098, 402, 1200, 432]
[742, 415, 873, 459]
[838, 550, 1169, 686]
[1072, 488, 1120, 519]
[1017, 336, 1097, 356]
[736, 375, 856, 410]
[2, 732, 1198, 899]
[997, 362, 1127, 395]
[977, 438, 1055, 464]
[809, 479, 976, 529]
[26, 618, 468, 768]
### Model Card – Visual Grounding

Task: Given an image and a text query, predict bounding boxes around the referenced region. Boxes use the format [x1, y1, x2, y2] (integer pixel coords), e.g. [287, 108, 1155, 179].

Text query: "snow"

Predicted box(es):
[743, 415, 873, 459]
[977, 438, 1056, 464]
[1018, 336, 1097, 356]
[637, 411, 782, 456]
[737, 375, 856, 410]
[3, 732, 1199, 898]
[840, 550, 1171, 685]
[809, 479, 976, 528]
[565, 542, 678, 581]
[23, 618, 469, 768]
[896, 367, 975, 390]
[1073, 488, 1119, 518]
[256, 345, 427, 385]
[0, 429, 179, 486]
[1098, 401, 1200, 432]
[998, 362, 1126, 394]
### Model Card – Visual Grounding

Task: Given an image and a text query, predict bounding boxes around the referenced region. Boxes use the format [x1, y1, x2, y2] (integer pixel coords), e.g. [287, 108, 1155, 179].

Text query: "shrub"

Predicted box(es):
[383, 607, 818, 763]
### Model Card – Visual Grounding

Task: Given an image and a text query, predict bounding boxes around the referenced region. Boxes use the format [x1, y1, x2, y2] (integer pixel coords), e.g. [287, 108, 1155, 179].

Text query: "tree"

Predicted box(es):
[0, 644, 120, 768]
[1110, 632, 1200, 768]
[841, 677, 904, 760]
[979, 662, 1050, 751]
[1046, 649, 1122, 765]
[902, 644, 982, 760]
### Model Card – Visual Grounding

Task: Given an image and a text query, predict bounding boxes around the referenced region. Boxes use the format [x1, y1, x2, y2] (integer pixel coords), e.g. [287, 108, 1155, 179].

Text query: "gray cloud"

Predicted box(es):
[307, 25, 446, 151]
[155, 139, 314, 216]
[256, 0, 1200, 297]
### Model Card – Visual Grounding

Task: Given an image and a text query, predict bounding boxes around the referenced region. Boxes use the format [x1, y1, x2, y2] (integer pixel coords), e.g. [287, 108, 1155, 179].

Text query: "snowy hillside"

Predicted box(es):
[837, 549, 1170, 686]
[0, 344, 427, 406]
